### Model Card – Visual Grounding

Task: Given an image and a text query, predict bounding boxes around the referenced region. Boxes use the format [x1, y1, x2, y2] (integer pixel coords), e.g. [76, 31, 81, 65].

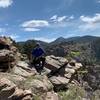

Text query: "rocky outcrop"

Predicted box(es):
[45, 91, 60, 100]
[45, 55, 68, 70]
[0, 77, 33, 100]
[12, 61, 37, 77]
[45, 55, 83, 91]
[45, 56, 82, 77]
[0, 37, 19, 72]
[1, 36, 97, 100]
[46, 56, 82, 76]
[21, 75, 53, 94]
[0, 37, 36, 100]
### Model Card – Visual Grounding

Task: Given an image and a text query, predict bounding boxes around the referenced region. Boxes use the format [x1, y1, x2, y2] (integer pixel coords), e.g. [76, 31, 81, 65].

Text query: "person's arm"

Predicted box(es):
[41, 48, 46, 56]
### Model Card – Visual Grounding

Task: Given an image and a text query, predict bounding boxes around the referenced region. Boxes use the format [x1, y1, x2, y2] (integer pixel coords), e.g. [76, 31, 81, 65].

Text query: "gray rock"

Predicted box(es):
[45, 55, 68, 70]
[17, 61, 29, 69]
[0, 50, 15, 62]
[23, 75, 53, 94]
[0, 78, 16, 100]
[50, 76, 69, 85]
[0, 77, 33, 100]
[45, 91, 60, 100]
[12, 66, 36, 77]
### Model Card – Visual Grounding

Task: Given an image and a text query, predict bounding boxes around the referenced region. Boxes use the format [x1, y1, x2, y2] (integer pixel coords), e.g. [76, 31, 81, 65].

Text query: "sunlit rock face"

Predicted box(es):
[0, 37, 36, 100]
[0, 36, 99, 100]
[0, 36, 21, 72]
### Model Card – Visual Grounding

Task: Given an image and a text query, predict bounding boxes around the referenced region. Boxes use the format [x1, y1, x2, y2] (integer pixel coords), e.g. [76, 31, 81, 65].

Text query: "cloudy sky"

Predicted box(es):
[0, 0, 100, 42]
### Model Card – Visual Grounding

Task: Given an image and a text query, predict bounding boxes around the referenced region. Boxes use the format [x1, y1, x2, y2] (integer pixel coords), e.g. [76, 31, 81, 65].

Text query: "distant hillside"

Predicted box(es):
[50, 36, 100, 45]
[17, 35, 100, 63]
[50, 37, 67, 45]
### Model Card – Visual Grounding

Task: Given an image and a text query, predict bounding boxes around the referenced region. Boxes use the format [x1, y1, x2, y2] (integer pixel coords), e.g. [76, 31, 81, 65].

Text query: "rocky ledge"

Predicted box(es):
[0, 36, 99, 100]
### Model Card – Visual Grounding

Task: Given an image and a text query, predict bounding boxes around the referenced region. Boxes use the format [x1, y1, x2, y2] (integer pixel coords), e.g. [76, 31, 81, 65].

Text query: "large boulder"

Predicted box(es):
[45, 55, 83, 92]
[16, 61, 37, 73]
[0, 78, 16, 100]
[45, 55, 82, 78]
[0, 50, 15, 62]
[0, 73, 25, 85]
[22, 75, 53, 94]
[0, 37, 35, 99]
[63, 61, 82, 78]
[50, 76, 69, 91]
[50, 76, 69, 85]
[12, 61, 37, 77]
[0, 37, 19, 72]
[0, 77, 33, 100]
[45, 55, 68, 71]
[10, 88, 32, 100]
[12, 66, 36, 77]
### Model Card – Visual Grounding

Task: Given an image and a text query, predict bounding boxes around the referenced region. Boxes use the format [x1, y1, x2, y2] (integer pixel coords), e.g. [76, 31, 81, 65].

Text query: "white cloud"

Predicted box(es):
[21, 20, 49, 27]
[80, 14, 100, 24]
[79, 14, 100, 30]
[21, 15, 74, 32]
[0, 0, 13, 8]
[24, 28, 40, 32]
[50, 15, 58, 20]
[50, 15, 74, 23]
[57, 16, 67, 22]
[21, 20, 49, 32]
[34, 37, 56, 43]
[50, 15, 67, 23]
[49, 15, 75, 28]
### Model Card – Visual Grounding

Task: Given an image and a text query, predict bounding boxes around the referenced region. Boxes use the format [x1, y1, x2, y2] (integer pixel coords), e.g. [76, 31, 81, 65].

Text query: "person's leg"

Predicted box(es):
[40, 57, 45, 69]
[32, 58, 36, 66]
[33, 58, 41, 73]
[32, 58, 39, 71]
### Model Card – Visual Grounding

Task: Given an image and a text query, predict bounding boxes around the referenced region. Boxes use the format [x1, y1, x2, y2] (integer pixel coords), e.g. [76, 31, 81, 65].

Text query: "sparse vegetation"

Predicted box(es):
[17, 40, 36, 59]
[58, 84, 86, 100]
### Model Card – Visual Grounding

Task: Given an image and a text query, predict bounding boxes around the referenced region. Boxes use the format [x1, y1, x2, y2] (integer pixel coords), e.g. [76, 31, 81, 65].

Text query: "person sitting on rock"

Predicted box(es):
[31, 43, 46, 73]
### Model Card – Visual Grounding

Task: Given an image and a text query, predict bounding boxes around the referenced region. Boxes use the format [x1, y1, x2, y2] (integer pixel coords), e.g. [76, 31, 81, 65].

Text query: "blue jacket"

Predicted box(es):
[32, 47, 45, 57]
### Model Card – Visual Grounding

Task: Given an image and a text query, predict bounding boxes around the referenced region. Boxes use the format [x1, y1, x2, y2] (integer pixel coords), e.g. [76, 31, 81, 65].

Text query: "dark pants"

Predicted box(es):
[32, 56, 45, 73]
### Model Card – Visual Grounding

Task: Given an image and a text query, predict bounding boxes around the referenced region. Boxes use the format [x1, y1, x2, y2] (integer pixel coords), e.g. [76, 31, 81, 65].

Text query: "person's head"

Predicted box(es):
[35, 43, 40, 48]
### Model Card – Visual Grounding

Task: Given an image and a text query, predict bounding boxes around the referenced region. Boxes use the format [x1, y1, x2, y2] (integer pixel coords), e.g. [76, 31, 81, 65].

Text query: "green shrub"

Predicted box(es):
[58, 84, 86, 100]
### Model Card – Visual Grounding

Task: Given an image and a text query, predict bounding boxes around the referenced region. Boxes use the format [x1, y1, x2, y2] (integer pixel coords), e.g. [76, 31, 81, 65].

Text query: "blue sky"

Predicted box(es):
[0, 0, 100, 42]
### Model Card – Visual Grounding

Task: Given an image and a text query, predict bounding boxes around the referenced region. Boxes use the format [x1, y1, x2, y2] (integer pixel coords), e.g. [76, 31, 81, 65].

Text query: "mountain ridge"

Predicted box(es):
[50, 35, 100, 45]
[17, 35, 100, 44]
[17, 35, 100, 62]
